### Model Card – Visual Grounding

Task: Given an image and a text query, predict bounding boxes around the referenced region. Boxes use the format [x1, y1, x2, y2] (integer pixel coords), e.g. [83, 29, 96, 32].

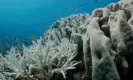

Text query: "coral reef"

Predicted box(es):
[1, 0, 133, 80]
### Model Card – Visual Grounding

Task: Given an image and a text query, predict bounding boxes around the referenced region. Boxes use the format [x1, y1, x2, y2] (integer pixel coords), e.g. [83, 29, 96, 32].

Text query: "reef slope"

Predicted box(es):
[1, 0, 133, 80]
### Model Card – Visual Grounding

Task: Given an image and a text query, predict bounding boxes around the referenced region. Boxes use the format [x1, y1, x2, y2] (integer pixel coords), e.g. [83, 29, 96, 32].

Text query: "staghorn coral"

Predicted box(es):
[1, 0, 133, 80]
[0, 37, 81, 80]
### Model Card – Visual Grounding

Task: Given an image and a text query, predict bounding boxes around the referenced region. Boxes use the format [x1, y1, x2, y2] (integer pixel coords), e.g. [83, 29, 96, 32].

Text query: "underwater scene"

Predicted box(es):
[1, 0, 133, 80]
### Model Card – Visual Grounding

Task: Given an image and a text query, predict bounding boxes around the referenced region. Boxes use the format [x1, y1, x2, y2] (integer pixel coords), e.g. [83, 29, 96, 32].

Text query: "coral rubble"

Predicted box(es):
[1, 0, 133, 80]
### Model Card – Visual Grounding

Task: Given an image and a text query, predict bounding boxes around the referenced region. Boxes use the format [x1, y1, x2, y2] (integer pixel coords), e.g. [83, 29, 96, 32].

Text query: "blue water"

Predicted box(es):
[0, 0, 118, 52]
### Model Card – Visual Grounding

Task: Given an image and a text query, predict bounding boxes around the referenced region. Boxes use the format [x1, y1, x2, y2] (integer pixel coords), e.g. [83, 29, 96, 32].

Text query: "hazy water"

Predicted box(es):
[0, 0, 118, 52]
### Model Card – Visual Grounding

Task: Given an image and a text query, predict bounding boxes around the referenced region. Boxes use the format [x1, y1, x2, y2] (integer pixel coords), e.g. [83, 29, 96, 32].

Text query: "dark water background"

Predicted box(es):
[0, 0, 118, 52]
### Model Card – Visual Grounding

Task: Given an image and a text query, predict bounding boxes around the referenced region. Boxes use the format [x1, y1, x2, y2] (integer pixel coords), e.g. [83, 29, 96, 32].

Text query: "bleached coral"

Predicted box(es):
[43, 13, 90, 42]
[0, 37, 81, 80]
[1, 0, 133, 80]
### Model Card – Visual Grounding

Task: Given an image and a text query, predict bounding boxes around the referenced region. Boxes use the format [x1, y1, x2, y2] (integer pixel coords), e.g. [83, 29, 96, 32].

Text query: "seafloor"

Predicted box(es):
[0, 0, 133, 80]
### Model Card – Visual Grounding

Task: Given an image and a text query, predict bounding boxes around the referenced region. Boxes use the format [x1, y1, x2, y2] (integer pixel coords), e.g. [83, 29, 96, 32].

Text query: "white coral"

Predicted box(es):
[0, 37, 80, 80]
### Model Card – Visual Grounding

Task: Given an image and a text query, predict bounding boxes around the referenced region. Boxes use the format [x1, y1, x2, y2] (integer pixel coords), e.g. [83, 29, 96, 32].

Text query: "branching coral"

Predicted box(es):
[0, 37, 81, 80]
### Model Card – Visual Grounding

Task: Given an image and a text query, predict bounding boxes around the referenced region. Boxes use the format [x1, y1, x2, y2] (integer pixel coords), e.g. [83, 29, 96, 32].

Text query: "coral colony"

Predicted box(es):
[1, 0, 133, 80]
